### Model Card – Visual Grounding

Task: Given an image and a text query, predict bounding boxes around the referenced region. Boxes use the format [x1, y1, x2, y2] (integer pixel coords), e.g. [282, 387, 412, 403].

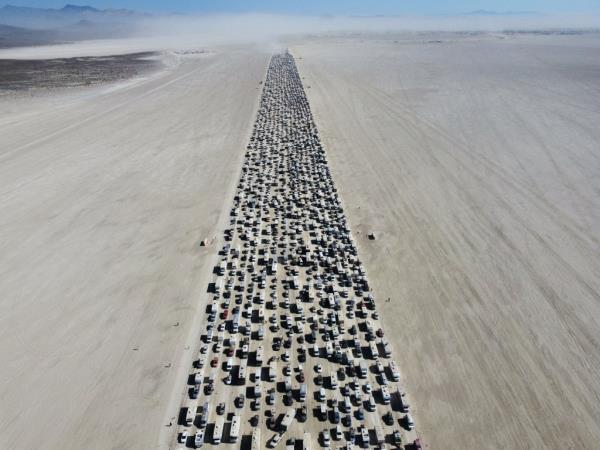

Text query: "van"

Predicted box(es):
[358, 362, 367, 378]
[330, 371, 338, 389]
[299, 383, 307, 402]
[318, 387, 326, 401]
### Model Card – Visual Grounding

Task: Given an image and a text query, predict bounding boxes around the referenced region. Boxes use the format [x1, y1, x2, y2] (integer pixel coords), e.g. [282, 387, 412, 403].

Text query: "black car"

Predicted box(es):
[299, 405, 308, 422]
[355, 408, 364, 420]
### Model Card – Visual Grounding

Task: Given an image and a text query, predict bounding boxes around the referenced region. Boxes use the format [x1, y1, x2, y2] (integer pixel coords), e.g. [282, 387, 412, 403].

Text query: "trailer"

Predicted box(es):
[251, 428, 261, 450]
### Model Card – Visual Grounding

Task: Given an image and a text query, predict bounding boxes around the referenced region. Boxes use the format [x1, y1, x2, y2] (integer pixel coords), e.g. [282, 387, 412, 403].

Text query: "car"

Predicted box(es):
[383, 411, 394, 425]
[343, 414, 352, 427]
[283, 392, 293, 406]
[297, 405, 307, 422]
[364, 382, 372, 394]
[348, 427, 356, 443]
[267, 390, 275, 405]
[179, 429, 188, 443]
[321, 430, 330, 446]
[315, 364, 323, 373]
[393, 430, 402, 445]
[236, 394, 245, 408]
[356, 408, 364, 420]
[210, 358, 218, 368]
[315, 374, 323, 385]
[333, 425, 343, 440]
[268, 432, 284, 448]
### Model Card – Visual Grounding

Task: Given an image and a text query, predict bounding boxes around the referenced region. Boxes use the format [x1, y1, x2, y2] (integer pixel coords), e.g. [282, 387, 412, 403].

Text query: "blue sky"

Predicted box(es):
[4, 0, 600, 14]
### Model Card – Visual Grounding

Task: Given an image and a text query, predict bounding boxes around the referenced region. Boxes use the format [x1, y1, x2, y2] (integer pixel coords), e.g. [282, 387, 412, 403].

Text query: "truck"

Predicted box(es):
[213, 416, 224, 445]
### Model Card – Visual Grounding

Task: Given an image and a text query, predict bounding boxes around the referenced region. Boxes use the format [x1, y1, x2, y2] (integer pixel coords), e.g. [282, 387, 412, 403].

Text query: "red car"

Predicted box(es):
[222, 309, 229, 320]
[210, 358, 218, 368]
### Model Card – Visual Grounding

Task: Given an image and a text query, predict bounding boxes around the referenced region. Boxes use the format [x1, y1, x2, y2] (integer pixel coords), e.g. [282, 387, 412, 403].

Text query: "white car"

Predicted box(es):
[268, 432, 284, 448]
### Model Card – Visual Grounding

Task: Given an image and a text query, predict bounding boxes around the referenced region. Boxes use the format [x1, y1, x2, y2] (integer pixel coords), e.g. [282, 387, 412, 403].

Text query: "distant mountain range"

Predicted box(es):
[0, 4, 151, 47]
[462, 10, 539, 16]
[0, 4, 150, 29]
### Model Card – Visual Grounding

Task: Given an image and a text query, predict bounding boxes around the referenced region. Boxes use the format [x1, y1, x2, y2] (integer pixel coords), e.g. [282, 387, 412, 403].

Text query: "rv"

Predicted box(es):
[381, 385, 391, 404]
[256, 346, 264, 365]
[213, 417, 224, 445]
[302, 432, 311, 450]
[280, 407, 295, 431]
[389, 361, 400, 381]
[230, 415, 241, 443]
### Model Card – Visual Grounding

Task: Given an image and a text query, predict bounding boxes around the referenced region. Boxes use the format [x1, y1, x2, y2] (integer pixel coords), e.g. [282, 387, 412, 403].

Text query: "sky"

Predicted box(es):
[3, 0, 600, 15]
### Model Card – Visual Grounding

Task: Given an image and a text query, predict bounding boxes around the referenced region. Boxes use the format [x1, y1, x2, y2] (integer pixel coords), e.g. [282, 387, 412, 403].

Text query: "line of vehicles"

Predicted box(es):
[173, 53, 421, 449]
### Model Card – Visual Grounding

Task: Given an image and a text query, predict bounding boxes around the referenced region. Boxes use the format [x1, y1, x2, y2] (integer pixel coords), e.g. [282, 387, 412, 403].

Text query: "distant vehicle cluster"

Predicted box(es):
[174, 52, 420, 449]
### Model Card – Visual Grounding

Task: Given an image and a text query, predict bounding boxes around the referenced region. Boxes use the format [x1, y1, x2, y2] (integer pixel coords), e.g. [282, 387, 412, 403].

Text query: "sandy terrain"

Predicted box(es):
[0, 47, 269, 449]
[292, 33, 600, 449]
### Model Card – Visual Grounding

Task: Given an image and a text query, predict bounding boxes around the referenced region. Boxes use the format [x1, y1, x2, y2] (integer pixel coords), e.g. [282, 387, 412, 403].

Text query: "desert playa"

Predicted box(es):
[0, 27, 599, 450]
[293, 32, 600, 449]
[0, 46, 270, 449]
